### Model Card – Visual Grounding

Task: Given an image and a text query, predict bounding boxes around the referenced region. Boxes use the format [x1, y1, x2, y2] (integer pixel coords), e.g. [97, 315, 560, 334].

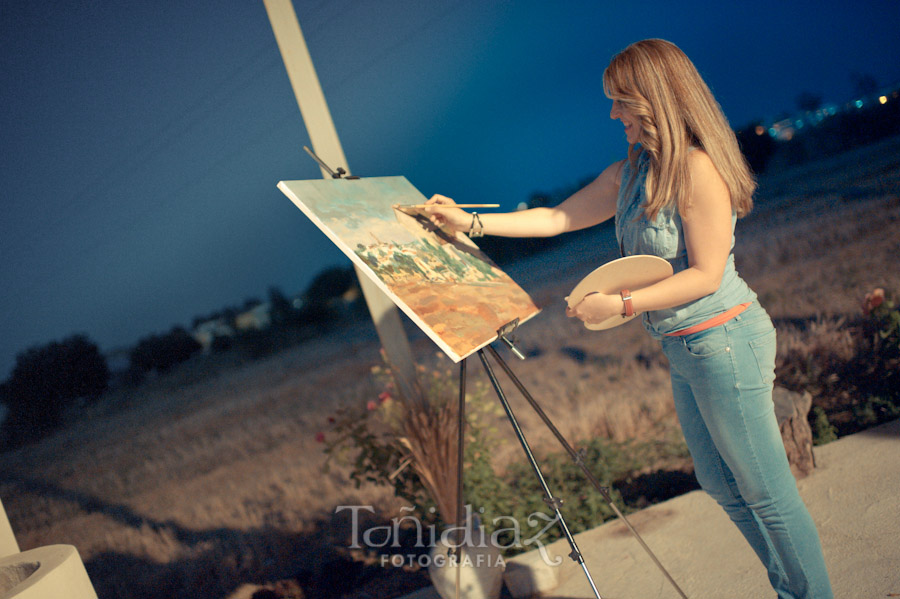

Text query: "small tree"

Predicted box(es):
[851, 72, 878, 97]
[129, 327, 202, 377]
[297, 266, 357, 325]
[267, 286, 294, 325]
[304, 266, 355, 306]
[796, 91, 823, 113]
[736, 121, 777, 175]
[2, 334, 110, 447]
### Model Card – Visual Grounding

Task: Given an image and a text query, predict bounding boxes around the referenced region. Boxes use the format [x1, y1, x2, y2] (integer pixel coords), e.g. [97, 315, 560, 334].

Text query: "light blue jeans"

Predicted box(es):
[660, 302, 833, 599]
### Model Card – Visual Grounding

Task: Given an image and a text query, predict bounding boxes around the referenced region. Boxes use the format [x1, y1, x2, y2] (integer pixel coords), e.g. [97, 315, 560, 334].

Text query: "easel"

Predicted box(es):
[297, 150, 687, 598]
[447, 322, 689, 599]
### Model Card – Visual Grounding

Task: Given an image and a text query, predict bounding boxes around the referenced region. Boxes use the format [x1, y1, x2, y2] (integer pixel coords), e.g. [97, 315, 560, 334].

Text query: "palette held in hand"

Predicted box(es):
[567, 255, 673, 330]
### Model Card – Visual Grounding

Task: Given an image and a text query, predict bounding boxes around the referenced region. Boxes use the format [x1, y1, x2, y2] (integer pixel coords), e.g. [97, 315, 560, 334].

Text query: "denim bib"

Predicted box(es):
[615, 147, 756, 338]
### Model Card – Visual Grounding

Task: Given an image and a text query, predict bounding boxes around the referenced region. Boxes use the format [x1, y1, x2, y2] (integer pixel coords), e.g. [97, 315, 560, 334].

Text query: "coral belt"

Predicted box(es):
[665, 303, 752, 337]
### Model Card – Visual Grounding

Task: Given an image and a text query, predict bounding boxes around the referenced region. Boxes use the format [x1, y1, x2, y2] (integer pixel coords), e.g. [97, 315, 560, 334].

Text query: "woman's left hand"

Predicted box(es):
[566, 292, 623, 325]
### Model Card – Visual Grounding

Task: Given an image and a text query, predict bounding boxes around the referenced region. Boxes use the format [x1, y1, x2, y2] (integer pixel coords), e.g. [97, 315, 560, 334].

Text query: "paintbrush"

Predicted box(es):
[392, 203, 500, 209]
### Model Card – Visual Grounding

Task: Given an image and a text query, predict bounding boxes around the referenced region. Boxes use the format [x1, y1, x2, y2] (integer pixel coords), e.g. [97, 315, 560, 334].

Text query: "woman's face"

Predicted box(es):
[610, 100, 641, 144]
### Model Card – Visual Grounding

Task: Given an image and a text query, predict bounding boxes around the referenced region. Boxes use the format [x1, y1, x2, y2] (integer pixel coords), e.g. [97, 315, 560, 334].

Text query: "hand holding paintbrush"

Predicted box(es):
[394, 195, 497, 237]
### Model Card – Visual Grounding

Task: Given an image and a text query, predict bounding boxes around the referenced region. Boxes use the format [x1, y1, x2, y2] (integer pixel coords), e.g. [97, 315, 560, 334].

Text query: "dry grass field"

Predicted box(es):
[2, 136, 898, 599]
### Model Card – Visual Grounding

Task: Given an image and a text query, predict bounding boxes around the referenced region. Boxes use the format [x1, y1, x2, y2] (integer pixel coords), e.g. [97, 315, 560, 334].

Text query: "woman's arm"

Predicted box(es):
[568, 150, 734, 323]
[424, 160, 623, 238]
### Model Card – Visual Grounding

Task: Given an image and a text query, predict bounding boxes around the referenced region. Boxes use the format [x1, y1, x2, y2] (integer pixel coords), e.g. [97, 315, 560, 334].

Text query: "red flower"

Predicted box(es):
[315, 432, 326, 443]
[327, 416, 336, 424]
[378, 391, 393, 404]
[366, 400, 378, 411]
[863, 288, 885, 315]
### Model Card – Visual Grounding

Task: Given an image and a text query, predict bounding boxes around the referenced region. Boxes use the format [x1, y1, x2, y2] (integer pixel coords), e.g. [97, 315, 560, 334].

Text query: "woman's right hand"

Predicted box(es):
[423, 194, 472, 234]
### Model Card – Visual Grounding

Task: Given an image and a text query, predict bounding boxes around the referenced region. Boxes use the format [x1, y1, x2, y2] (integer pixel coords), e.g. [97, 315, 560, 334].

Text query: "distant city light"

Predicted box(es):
[755, 82, 899, 144]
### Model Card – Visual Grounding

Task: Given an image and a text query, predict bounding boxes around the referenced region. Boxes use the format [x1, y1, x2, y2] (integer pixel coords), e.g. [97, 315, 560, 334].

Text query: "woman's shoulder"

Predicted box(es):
[686, 147, 723, 183]
[601, 158, 628, 188]
[687, 146, 712, 166]
[684, 147, 731, 214]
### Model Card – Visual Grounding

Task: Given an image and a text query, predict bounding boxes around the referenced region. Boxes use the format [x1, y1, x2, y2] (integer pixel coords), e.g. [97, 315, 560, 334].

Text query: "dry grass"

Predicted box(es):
[2, 137, 899, 598]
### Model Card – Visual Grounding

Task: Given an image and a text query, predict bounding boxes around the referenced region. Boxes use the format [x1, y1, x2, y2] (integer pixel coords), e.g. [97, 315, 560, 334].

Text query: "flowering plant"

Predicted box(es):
[862, 287, 886, 316]
[862, 288, 899, 381]
[319, 354, 501, 525]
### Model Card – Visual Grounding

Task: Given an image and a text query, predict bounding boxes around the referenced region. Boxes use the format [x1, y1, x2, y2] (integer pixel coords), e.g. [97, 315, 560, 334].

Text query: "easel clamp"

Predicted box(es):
[303, 145, 360, 179]
[497, 318, 526, 360]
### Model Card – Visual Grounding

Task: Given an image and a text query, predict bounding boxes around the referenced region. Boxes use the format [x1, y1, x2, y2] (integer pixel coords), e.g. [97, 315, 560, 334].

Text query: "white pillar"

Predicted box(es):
[263, 0, 421, 400]
[0, 497, 19, 558]
[0, 545, 97, 598]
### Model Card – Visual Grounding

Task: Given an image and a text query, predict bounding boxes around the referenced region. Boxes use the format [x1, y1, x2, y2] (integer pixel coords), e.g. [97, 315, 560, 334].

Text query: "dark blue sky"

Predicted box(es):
[2, 0, 899, 377]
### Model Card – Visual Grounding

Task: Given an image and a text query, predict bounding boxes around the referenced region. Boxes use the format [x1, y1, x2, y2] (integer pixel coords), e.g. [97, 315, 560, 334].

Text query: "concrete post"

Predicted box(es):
[263, 0, 421, 400]
[0, 497, 19, 558]
[0, 545, 97, 598]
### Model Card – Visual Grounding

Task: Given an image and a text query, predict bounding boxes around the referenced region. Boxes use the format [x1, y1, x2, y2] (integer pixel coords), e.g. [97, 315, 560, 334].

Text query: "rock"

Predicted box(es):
[225, 584, 260, 599]
[226, 580, 306, 599]
[773, 387, 815, 479]
[503, 550, 559, 599]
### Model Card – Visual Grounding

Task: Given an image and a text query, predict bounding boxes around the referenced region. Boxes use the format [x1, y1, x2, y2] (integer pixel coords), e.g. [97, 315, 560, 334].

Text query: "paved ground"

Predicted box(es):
[403, 418, 900, 599]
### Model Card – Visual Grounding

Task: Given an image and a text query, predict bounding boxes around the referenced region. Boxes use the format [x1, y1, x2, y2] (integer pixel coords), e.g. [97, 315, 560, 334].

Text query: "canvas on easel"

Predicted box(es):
[277, 176, 540, 362]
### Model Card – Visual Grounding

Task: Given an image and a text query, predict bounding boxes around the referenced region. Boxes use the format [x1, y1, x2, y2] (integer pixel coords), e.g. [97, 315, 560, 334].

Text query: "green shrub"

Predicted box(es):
[470, 437, 627, 555]
[320, 361, 504, 526]
[779, 288, 900, 438]
[321, 361, 694, 557]
[811, 406, 838, 445]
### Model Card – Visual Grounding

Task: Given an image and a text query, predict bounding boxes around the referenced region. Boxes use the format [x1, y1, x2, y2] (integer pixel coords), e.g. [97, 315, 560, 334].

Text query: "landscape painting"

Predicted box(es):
[277, 176, 540, 362]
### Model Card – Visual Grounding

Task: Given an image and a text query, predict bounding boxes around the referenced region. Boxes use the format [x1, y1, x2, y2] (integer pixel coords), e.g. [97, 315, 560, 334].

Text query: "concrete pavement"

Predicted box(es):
[404, 418, 900, 599]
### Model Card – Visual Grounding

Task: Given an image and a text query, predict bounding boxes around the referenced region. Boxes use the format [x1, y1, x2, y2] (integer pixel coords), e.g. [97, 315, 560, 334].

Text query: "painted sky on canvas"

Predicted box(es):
[2, 0, 900, 376]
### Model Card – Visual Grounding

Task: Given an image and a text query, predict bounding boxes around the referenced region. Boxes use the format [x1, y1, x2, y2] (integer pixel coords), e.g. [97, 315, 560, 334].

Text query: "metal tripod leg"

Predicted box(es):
[453, 359, 466, 599]
[485, 345, 689, 599]
[477, 349, 604, 599]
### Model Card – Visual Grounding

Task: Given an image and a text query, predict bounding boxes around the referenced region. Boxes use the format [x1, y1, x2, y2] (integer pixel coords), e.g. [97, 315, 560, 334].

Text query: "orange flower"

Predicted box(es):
[863, 288, 885, 315]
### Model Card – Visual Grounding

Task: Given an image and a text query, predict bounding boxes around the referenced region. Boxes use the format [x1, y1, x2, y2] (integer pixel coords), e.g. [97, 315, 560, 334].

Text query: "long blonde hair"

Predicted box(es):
[603, 39, 755, 220]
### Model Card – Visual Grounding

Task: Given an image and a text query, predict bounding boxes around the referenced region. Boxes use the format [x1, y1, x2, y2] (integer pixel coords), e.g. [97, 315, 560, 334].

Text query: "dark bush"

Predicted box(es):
[267, 286, 294, 325]
[1, 334, 110, 446]
[304, 267, 355, 307]
[129, 327, 202, 376]
[210, 334, 233, 353]
[736, 122, 777, 175]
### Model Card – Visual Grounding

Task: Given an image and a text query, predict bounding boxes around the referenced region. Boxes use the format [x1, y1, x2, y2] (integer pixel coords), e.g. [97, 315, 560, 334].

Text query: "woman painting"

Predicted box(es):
[424, 39, 833, 599]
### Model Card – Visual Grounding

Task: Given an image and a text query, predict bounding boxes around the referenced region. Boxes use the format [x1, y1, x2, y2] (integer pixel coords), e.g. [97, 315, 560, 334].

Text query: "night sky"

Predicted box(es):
[2, 0, 899, 377]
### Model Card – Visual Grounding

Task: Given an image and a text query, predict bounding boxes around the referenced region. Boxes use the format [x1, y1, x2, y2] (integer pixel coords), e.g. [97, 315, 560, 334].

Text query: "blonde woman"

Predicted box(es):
[425, 39, 832, 599]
